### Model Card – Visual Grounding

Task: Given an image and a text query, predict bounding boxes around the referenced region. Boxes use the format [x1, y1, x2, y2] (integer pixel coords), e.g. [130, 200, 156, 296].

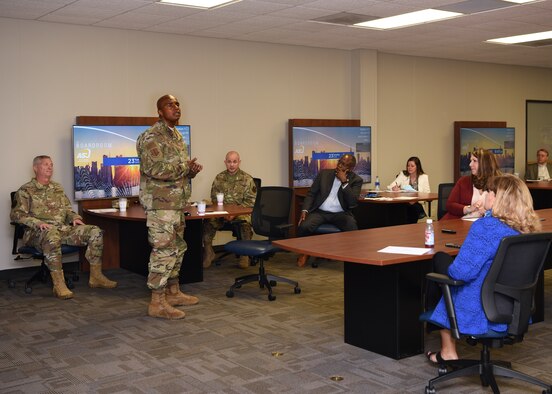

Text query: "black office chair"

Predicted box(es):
[213, 177, 262, 266]
[310, 223, 341, 268]
[9, 192, 80, 294]
[421, 232, 552, 394]
[437, 183, 454, 220]
[224, 186, 301, 301]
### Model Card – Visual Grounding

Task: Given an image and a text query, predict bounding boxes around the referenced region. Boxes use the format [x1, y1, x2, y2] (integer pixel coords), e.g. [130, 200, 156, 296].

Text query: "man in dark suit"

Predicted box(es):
[296, 153, 363, 267]
[525, 148, 552, 180]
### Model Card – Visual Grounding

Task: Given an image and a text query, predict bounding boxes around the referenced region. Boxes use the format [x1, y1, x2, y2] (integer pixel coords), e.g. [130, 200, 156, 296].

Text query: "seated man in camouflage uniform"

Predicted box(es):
[11, 155, 117, 299]
[202, 151, 257, 269]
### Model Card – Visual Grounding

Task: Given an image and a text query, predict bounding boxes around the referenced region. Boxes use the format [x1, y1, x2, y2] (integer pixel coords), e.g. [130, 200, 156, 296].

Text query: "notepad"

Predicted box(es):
[88, 208, 118, 213]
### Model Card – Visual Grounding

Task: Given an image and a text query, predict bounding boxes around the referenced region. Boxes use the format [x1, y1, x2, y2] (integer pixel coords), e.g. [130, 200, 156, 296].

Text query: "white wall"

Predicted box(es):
[1, 17, 551, 271]
[373, 54, 552, 190]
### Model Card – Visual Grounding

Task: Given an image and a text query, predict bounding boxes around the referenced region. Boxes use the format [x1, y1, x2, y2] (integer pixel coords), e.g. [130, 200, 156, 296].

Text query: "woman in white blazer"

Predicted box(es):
[388, 156, 430, 223]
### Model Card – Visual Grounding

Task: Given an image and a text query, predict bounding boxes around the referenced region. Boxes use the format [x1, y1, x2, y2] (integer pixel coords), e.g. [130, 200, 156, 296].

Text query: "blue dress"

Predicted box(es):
[429, 216, 519, 335]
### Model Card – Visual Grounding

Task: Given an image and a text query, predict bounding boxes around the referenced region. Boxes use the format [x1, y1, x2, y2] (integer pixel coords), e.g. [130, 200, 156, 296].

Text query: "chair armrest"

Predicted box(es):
[426, 272, 464, 340]
[426, 272, 465, 287]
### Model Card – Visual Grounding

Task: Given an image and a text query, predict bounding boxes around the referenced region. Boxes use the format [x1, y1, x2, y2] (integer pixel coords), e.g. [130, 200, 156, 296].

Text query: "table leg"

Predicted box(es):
[344, 260, 430, 359]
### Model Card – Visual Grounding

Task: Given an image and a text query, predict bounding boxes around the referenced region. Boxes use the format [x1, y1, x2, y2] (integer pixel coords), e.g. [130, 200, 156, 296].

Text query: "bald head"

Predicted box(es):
[224, 151, 241, 175]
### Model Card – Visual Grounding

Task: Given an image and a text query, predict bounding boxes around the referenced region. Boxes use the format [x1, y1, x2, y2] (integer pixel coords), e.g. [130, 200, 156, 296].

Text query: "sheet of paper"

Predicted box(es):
[378, 246, 433, 255]
[393, 196, 417, 200]
[365, 197, 393, 201]
[89, 208, 118, 213]
[202, 210, 229, 215]
[462, 217, 479, 222]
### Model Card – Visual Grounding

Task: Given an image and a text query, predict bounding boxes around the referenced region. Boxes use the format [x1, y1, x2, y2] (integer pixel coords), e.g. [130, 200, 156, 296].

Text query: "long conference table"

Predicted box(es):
[526, 180, 552, 210]
[273, 208, 552, 360]
[82, 202, 252, 284]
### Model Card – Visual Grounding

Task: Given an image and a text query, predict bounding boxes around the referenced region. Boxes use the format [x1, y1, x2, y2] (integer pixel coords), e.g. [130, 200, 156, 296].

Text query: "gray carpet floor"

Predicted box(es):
[1, 253, 551, 393]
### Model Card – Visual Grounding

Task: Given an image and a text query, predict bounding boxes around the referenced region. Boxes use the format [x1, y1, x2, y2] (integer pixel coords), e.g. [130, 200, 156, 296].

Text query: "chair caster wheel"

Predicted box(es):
[226, 290, 234, 298]
[311, 263, 318, 268]
[66, 279, 74, 290]
[294, 287, 301, 294]
[268, 294, 276, 301]
[8, 279, 16, 288]
[269, 280, 277, 287]
[425, 385, 436, 394]
[25, 286, 33, 294]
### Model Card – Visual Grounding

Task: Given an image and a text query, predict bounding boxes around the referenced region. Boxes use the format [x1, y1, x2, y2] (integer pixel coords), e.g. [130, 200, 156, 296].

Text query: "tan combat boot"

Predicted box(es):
[238, 256, 250, 269]
[165, 279, 199, 306]
[88, 264, 118, 288]
[202, 240, 216, 268]
[148, 289, 185, 320]
[50, 270, 74, 299]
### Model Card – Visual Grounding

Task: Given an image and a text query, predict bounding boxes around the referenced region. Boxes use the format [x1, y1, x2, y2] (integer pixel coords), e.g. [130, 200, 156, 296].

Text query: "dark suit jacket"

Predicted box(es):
[302, 169, 363, 214]
[525, 163, 552, 180]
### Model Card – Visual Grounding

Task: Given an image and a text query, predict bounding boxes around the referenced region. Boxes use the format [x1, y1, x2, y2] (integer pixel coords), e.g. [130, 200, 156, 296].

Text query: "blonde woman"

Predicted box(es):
[426, 174, 541, 364]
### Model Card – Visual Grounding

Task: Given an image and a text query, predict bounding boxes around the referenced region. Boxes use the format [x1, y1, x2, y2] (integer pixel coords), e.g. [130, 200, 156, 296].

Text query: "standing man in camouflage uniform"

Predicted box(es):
[137, 94, 203, 320]
[202, 151, 257, 269]
[11, 155, 117, 299]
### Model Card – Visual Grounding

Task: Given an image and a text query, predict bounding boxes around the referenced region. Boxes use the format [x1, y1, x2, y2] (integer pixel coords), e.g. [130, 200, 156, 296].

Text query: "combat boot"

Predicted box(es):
[148, 289, 185, 320]
[202, 240, 216, 268]
[238, 256, 250, 269]
[88, 264, 118, 288]
[50, 270, 74, 299]
[165, 279, 199, 306]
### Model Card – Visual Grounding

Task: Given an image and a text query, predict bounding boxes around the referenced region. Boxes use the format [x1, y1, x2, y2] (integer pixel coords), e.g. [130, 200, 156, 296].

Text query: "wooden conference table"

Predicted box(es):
[273, 208, 552, 360]
[526, 180, 552, 210]
[293, 188, 438, 231]
[82, 203, 252, 284]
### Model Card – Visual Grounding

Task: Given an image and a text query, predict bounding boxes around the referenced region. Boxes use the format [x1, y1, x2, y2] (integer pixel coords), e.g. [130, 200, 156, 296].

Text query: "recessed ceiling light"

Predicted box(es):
[157, 0, 241, 9]
[354, 9, 463, 30]
[487, 30, 552, 44]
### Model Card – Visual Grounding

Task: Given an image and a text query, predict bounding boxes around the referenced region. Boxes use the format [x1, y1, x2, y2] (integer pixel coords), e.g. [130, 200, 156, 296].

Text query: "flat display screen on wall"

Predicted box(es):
[291, 126, 371, 187]
[459, 127, 515, 176]
[72, 125, 191, 200]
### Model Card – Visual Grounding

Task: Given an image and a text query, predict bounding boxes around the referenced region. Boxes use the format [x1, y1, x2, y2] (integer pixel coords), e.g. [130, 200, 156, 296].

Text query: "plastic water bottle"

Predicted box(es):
[375, 176, 380, 191]
[425, 219, 434, 248]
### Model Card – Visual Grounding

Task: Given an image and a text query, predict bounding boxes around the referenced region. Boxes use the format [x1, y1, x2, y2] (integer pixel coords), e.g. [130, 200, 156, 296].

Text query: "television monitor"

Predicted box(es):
[73, 125, 191, 200]
[458, 127, 515, 177]
[291, 126, 371, 187]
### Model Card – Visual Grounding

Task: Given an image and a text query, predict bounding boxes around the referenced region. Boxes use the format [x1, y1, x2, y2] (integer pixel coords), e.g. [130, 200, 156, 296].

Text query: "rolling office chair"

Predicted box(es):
[9, 192, 80, 294]
[310, 223, 341, 268]
[224, 186, 301, 301]
[213, 177, 262, 266]
[421, 232, 552, 394]
[437, 183, 454, 220]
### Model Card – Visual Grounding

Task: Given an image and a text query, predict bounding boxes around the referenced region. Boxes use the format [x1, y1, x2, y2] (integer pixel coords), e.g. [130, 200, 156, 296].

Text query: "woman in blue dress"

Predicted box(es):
[426, 174, 541, 364]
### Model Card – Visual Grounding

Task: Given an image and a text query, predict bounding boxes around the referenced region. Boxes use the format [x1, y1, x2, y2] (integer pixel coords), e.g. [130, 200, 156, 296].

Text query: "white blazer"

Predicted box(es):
[388, 173, 430, 193]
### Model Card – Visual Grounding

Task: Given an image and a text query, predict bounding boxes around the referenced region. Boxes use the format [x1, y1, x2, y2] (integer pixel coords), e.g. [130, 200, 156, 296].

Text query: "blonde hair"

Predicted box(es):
[487, 174, 541, 233]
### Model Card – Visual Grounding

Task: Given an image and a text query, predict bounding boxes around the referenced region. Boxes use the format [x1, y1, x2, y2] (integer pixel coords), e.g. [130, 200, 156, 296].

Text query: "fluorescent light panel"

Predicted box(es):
[502, 0, 540, 3]
[354, 9, 462, 30]
[487, 30, 552, 44]
[157, 0, 240, 9]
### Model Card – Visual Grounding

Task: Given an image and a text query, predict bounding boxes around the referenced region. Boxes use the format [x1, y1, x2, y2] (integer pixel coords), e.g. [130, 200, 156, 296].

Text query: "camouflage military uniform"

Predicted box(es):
[10, 178, 103, 271]
[137, 120, 191, 290]
[203, 169, 257, 242]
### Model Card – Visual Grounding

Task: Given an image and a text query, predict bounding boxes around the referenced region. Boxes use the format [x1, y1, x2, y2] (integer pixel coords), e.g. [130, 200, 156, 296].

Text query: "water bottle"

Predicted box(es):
[375, 176, 380, 191]
[425, 219, 434, 248]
